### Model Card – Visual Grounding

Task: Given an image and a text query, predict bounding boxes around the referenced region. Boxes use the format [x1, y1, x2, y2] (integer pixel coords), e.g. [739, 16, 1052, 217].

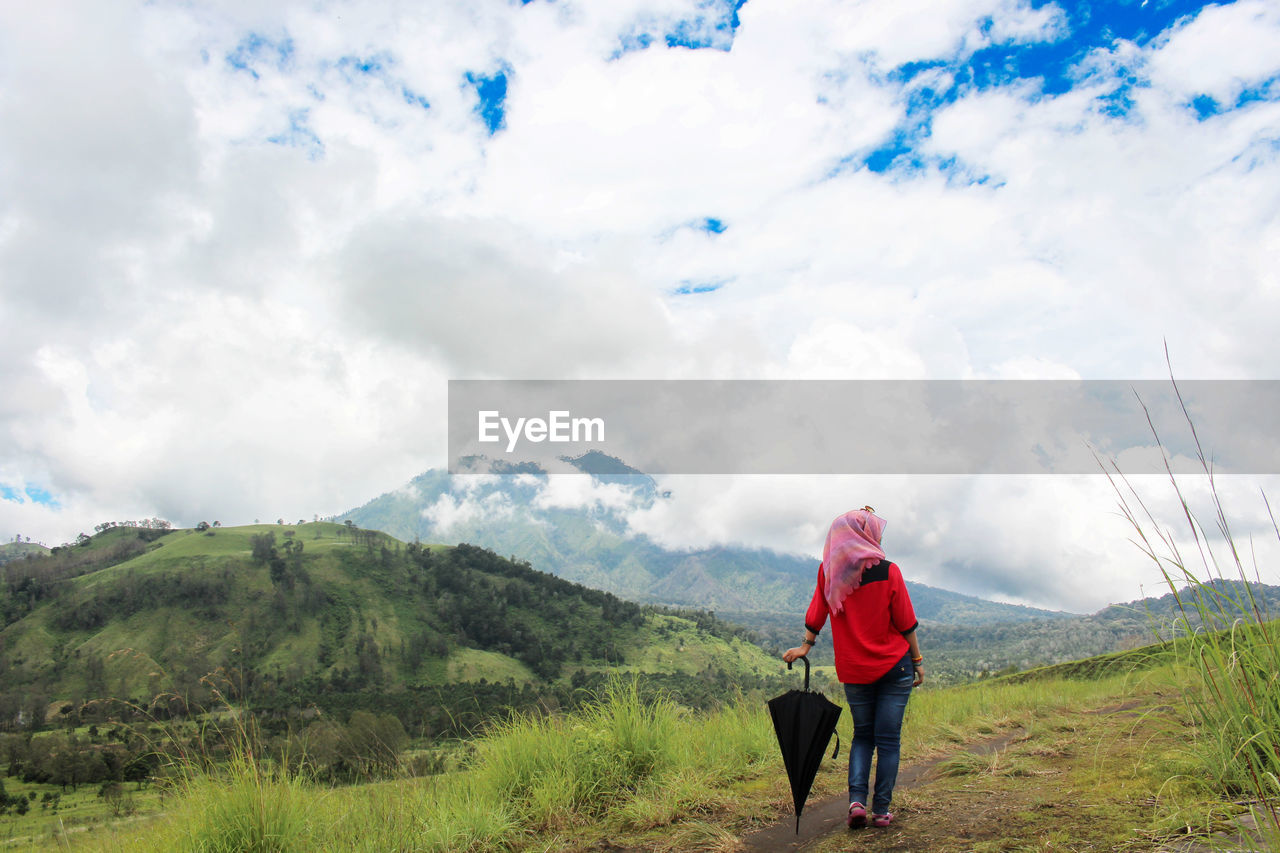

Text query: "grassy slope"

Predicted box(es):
[0, 541, 50, 564]
[0, 523, 779, 705]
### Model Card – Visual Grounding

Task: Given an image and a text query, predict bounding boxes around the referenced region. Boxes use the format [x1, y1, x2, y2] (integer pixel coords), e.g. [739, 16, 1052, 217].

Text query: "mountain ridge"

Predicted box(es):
[340, 466, 1078, 625]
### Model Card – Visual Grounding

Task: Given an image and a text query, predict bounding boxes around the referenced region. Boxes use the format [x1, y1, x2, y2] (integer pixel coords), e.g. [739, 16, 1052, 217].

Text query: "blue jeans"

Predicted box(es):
[844, 652, 914, 814]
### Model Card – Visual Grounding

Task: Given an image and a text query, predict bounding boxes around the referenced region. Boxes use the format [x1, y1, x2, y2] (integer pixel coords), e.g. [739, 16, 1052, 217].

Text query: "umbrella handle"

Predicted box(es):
[787, 654, 811, 691]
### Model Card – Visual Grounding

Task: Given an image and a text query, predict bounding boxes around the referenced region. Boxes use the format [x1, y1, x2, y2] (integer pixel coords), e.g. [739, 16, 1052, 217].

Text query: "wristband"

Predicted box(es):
[911, 656, 923, 664]
[801, 639, 814, 647]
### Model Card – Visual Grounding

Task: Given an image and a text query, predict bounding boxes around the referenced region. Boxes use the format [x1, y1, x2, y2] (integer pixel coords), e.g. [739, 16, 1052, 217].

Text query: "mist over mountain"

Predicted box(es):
[339, 458, 1280, 684]
[339, 456, 1074, 627]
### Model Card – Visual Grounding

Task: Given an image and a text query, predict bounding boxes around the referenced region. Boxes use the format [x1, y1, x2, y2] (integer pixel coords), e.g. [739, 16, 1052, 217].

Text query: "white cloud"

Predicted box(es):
[421, 490, 514, 533]
[987, 1, 1068, 46]
[1, 0, 1278, 611]
[1146, 0, 1280, 104]
[531, 476, 643, 512]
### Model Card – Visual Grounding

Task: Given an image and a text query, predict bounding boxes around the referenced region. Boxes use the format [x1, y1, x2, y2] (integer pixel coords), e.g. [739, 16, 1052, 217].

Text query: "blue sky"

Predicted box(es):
[1, 0, 1278, 609]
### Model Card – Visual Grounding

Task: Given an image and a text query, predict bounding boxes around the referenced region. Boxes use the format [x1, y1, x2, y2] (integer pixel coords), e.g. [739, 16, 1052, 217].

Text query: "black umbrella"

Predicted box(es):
[767, 654, 842, 833]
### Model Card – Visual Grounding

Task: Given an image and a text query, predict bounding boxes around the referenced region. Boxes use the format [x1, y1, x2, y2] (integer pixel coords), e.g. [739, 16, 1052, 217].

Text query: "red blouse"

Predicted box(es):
[804, 560, 918, 684]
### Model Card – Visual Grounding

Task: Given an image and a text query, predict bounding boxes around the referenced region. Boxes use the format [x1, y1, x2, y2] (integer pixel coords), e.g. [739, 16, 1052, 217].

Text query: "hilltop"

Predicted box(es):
[0, 522, 781, 734]
[0, 540, 50, 566]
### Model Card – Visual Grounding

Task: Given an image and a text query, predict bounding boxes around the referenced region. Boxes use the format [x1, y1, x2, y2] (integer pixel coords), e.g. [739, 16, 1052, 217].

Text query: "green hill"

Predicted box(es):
[0, 523, 781, 734]
[0, 540, 50, 566]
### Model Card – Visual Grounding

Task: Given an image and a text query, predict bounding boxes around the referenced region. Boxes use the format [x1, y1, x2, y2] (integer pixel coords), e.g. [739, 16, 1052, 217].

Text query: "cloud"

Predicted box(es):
[421, 490, 515, 533]
[1146, 0, 1280, 106]
[986, 1, 1068, 47]
[1, 0, 1278, 612]
[330, 214, 671, 377]
[532, 476, 646, 512]
[620, 471, 1280, 613]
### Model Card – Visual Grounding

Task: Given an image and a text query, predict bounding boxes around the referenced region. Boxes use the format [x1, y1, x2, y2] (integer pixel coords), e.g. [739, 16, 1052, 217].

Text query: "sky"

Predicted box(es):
[2, 0, 1279, 613]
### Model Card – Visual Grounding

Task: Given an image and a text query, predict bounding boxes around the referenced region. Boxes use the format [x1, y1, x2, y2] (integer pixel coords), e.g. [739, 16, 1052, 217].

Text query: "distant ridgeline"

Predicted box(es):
[339, 460, 1075, 624]
[0, 522, 784, 739]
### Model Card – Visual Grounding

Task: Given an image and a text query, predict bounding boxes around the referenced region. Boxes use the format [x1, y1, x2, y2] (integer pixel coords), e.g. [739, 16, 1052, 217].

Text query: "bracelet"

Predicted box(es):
[801, 639, 814, 647]
[911, 656, 923, 664]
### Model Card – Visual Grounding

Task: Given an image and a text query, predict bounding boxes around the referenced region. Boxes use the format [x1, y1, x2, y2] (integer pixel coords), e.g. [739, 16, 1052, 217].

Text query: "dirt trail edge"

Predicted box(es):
[739, 728, 1026, 853]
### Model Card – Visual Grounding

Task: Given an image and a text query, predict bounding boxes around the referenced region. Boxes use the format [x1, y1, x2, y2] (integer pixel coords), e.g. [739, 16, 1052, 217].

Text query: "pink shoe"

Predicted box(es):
[847, 802, 867, 828]
[870, 811, 894, 827]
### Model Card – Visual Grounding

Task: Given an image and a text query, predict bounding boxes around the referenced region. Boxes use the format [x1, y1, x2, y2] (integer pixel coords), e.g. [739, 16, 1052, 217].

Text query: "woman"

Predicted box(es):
[783, 506, 924, 829]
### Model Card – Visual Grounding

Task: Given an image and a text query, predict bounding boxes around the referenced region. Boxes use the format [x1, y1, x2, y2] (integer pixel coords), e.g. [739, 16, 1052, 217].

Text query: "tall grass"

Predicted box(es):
[75, 678, 774, 852]
[164, 750, 317, 852]
[465, 678, 773, 832]
[69, 660, 1183, 852]
[1101, 377, 1280, 847]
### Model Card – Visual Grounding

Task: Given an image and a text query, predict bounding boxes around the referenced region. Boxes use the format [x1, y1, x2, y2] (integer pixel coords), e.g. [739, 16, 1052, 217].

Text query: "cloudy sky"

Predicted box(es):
[2, 0, 1278, 612]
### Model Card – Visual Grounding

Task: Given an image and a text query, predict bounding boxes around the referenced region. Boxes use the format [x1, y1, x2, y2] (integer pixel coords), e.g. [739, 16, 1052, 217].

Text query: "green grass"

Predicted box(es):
[49, 659, 1204, 853]
[50, 676, 772, 851]
[1098, 380, 1280, 850]
[164, 752, 317, 852]
[445, 648, 538, 685]
[0, 777, 163, 849]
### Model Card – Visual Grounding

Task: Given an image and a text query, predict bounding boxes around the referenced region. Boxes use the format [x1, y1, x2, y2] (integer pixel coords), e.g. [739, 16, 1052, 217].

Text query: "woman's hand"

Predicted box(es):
[912, 663, 924, 687]
[782, 646, 810, 663]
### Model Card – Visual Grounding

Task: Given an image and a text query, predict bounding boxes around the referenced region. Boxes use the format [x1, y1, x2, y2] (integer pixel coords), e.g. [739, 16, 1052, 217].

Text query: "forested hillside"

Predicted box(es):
[920, 578, 1280, 680]
[0, 523, 781, 740]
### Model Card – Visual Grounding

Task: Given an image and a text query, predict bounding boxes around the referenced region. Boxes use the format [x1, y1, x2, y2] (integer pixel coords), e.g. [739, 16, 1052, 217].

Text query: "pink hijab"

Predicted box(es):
[823, 507, 887, 614]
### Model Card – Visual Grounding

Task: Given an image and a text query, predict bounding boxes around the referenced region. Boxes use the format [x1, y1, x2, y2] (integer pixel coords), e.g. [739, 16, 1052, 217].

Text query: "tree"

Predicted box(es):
[343, 711, 406, 777]
[98, 781, 129, 816]
[250, 532, 276, 563]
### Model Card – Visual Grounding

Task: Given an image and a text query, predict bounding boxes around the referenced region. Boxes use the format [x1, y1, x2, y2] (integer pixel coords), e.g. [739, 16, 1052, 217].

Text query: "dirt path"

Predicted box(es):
[734, 699, 1271, 853]
[585, 698, 1266, 853]
[738, 728, 1026, 853]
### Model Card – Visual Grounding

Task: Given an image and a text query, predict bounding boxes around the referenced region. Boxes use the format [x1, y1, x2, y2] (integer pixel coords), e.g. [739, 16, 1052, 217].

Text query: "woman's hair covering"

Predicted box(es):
[822, 507, 886, 614]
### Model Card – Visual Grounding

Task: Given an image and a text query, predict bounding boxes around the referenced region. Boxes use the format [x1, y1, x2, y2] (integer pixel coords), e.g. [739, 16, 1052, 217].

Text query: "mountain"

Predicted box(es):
[336, 463, 1280, 685]
[0, 522, 781, 734]
[338, 462, 1075, 627]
